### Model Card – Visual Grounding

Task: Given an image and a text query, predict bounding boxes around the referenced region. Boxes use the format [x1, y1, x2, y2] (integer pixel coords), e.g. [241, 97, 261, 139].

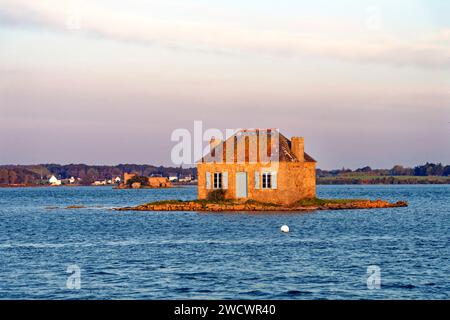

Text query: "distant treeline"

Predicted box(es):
[317, 163, 450, 177]
[0, 164, 197, 186]
[317, 163, 450, 185]
[0, 162, 449, 186]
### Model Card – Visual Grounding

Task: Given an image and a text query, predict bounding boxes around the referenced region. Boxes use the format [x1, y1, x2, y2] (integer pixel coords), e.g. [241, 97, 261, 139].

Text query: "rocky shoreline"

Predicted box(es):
[115, 198, 408, 212]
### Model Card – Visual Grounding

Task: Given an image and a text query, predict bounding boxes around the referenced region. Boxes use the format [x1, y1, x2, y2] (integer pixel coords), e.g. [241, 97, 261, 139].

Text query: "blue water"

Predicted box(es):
[0, 185, 448, 300]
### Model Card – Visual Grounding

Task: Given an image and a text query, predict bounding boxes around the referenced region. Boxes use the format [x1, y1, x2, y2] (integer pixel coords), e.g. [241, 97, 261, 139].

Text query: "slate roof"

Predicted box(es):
[201, 129, 316, 163]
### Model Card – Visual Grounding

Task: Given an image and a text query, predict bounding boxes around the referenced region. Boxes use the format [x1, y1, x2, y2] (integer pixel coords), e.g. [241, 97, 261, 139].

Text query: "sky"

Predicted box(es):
[0, 0, 449, 169]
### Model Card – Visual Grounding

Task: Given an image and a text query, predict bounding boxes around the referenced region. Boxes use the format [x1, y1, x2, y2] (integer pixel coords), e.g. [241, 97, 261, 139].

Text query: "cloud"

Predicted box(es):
[0, 0, 449, 69]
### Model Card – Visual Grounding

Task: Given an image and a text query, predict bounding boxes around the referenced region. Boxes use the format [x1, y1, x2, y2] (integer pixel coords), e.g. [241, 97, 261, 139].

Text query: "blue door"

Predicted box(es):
[236, 172, 248, 198]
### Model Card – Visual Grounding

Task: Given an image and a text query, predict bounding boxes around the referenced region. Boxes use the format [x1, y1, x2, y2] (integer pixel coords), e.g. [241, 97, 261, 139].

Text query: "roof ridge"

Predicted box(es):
[201, 129, 316, 163]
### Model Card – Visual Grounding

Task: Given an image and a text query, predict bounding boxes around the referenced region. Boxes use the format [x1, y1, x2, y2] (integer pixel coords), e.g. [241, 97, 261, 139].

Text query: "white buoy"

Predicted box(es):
[280, 225, 290, 233]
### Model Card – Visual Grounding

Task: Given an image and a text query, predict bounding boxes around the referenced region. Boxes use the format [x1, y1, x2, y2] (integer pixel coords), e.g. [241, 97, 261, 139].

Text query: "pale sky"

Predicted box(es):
[0, 0, 449, 169]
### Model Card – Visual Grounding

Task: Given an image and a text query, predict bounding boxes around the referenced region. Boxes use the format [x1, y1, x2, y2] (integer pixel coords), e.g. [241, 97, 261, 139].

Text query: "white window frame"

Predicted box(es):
[222, 172, 228, 189]
[254, 171, 260, 189]
[206, 172, 211, 189]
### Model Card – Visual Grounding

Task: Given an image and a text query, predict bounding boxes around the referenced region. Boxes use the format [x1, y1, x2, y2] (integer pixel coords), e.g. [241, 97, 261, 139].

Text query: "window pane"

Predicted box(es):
[262, 173, 272, 189]
[213, 173, 222, 189]
[262, 173, 267, 189]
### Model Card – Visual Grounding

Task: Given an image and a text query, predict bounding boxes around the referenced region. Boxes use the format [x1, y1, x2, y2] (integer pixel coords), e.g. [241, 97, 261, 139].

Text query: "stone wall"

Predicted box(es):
[123, 172, 137, 185]
[197, 161, 316, 205]
[148, 177, 172, 188]
[123, 173, 171, 188]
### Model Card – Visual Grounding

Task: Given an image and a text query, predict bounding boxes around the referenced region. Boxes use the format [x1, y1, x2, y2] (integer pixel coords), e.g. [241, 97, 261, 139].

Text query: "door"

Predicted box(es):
[235, 172, 248, 198]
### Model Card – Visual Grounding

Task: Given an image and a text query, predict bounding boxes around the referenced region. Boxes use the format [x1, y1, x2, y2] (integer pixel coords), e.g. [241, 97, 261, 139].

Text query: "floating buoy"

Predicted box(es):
[280, 225, 290, 233]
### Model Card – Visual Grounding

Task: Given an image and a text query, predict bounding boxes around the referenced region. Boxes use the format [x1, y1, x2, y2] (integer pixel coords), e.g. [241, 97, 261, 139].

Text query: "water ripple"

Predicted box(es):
[0, 185, 449, 299]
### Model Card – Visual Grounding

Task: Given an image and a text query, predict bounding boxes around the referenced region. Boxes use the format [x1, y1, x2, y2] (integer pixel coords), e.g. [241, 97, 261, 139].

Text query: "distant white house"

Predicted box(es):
[114, 177, 121, 183]
[168, 176, 178, 182]
[69, 177, 76, 184]
[49, 175, 62, 186]
[179, 176, 192, 182]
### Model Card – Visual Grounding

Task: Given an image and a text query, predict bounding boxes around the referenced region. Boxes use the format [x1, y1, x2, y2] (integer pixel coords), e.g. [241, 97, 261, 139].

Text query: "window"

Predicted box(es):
[213, 172, 222, 189]
[262, 172, 272, 189]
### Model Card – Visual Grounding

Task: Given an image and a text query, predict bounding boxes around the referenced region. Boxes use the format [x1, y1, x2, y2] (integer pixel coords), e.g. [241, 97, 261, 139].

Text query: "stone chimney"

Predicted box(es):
[210, 137, 221, 150]
[291, 137, 305, 162]
[210, 137, 222, 159]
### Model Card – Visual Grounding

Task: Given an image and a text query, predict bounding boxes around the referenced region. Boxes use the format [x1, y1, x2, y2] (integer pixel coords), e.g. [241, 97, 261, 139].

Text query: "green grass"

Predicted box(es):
[144, 199, 185, 205]
[392, 176, 449, 181]
[144, 197, 365, 208]
[144, 198, 280, 207]
[294, 197, 364, 207]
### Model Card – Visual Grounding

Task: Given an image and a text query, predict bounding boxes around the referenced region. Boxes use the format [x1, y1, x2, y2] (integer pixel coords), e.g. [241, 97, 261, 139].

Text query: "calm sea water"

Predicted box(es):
[0, 185, 448, 300]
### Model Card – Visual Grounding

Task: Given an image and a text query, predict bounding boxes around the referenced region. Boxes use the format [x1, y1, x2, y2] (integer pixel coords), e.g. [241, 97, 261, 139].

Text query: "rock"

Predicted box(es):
[131, 182, 141, 189]
[395, 201, 408, 207]
[114, 199, 408, 212]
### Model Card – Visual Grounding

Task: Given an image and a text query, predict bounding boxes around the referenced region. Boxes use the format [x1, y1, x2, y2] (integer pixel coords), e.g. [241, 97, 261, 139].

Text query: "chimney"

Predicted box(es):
[210, 137, 221, 159]
[291, 137, 305, 161]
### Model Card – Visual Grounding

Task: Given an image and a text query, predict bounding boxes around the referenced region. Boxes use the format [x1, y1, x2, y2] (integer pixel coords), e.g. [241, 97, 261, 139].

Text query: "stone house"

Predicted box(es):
[48, 175, 62, 186]
[123, 173, 172, 188]
[197, 129, 316, 205]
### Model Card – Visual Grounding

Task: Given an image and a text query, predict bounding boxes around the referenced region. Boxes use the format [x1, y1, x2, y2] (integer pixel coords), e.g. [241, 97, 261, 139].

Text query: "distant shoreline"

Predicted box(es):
[317, 175, 450, 185]
[1, 163, 449, 187]
[1, 178, 449, 189]
[0, 184, 90, 188]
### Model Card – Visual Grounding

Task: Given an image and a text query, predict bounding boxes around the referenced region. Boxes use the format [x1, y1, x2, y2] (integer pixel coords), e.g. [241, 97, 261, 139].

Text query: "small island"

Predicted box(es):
[115, 173, 172, 189]
[115, 198, 407, 212]
[116, 130, 408, 213]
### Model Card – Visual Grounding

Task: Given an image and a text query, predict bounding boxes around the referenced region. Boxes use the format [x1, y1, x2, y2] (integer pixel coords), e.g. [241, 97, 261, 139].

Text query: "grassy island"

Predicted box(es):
[115, 197, 407, 212]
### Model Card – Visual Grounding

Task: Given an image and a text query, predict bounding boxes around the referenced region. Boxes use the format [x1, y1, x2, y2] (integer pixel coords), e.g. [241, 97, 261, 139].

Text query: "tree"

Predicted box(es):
[126, 175, 149, 187]
[444, 166, 450, 176]
[0, 169, 9, 184]
[8, 171, 18, 184]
